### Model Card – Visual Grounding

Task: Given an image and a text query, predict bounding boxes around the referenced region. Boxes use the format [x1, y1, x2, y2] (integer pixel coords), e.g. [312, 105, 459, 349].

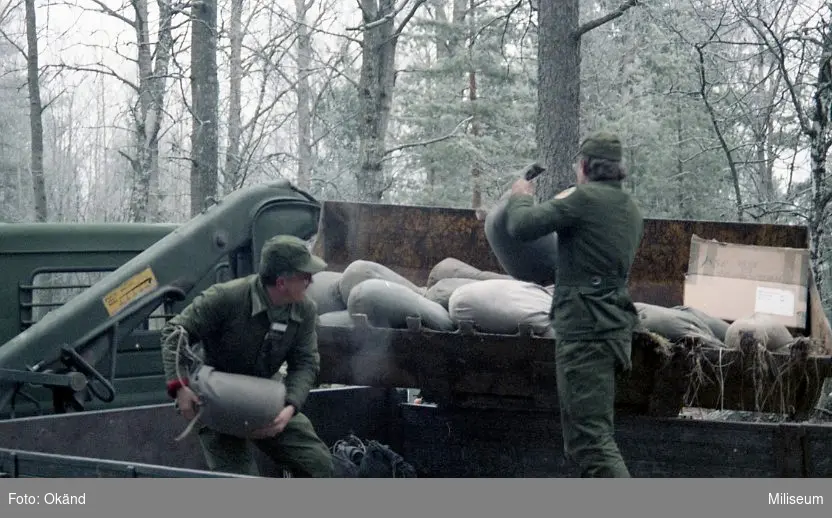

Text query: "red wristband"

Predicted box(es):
[166, 378, 189, 399]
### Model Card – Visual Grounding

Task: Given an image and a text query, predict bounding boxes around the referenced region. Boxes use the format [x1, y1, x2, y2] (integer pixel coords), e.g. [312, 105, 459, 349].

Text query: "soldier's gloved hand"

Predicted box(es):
[176, 386, 201, 421]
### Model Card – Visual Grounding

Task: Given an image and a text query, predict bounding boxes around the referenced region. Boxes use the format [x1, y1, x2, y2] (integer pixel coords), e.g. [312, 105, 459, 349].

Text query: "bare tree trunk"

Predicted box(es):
[355, 0, 425, 202]
[129, 0, 175, 222]
[755, 53, 774, 209]
[95, 62, 106, 205]
[809, 43, 832, 417]
[749, 0, 788, 222]
[675, 102, 689, 218]
[451, 0, 466, 55]
[469, 69, 481, 208]
[190, 0, 220, 217]
[536, 1, 639, 199]
[425, 0, 446, 203]
[62, 1, 176, 221]
[757, 134, 773, 212]
[431, 0, 448, 61]
[224, 0, 243, 195]
[295, 0, 313, 190]
[16, 164, 23, 217]
[695, 44, 744, 221]
[356, 0, 396, 202]
[535, 0, 580, 199]
[24, 0, 46, 222]
[467, 0, 480, 209]
[808, 49, 832, 295]
[129, 0, 155, 221]
[748, 44, 780, 222]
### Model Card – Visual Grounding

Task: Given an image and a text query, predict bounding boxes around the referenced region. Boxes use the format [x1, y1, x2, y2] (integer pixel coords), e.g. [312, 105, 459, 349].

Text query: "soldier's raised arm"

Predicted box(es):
[504, 185, 584, 242]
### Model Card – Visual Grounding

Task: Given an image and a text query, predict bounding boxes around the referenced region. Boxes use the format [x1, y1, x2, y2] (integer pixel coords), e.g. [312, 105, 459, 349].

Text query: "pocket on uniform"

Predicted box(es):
[263, 323, 297, 373]
[576, 287, 637, 333]
[551, 287, 595, 332]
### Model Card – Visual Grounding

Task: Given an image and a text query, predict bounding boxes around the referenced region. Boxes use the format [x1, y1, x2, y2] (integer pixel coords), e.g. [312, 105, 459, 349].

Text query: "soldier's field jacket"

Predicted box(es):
[504, 179, 645, 345]
[160, 274, 320, 414]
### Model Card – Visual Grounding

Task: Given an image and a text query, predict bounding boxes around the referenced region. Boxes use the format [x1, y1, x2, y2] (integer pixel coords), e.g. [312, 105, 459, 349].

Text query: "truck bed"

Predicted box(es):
[1, 386, 830, 477]
[0, 449, 251, 478]
[1, 182, 831, 477]
[311, 200, 832, 419]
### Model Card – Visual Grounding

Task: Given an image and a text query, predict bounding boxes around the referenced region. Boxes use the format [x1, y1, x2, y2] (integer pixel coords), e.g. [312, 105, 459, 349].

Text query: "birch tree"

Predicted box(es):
[223, 0, 244, 195]
[293, 0, 313, 190]
[23, 0, 45, 221]
[740, 5, 832, 295]
[70, 0, 180, 222]
[190, 0, 219, 216]
[0, 33, 29, 222]
[0, 0, 47, 221]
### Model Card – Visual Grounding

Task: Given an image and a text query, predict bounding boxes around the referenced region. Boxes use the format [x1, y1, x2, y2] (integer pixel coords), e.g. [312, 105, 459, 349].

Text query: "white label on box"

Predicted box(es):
[754, 286, 795, 317]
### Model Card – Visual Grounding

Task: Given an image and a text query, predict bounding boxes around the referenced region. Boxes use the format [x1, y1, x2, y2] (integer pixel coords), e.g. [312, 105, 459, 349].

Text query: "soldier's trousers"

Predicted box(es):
[556, 338, 631, 478]
[195, 411, 334, 478]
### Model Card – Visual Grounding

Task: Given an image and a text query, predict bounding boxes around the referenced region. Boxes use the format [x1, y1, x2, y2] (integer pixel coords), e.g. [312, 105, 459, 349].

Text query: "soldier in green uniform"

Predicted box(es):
[160, 234, 334, 478]
[503, 131, 644, 477]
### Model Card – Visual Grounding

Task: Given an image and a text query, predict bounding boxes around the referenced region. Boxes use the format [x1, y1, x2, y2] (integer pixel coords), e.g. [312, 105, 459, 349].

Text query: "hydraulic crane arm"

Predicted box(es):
[0, 180, 321, 414]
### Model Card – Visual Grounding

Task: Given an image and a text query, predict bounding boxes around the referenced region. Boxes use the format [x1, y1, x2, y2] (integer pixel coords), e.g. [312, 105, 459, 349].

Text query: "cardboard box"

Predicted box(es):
[683, 234, 810, 330]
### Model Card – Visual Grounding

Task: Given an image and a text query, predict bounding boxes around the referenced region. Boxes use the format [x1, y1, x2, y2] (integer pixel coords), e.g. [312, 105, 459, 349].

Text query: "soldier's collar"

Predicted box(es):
[250, 276, 303, 322]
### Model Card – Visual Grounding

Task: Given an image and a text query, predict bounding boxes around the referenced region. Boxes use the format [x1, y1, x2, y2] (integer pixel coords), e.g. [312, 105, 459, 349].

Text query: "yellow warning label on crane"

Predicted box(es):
[102, 267, 159, 316]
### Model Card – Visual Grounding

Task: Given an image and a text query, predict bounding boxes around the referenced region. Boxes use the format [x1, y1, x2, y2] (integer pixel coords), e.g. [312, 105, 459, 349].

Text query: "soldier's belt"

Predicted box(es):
[556, 276, 627, 289]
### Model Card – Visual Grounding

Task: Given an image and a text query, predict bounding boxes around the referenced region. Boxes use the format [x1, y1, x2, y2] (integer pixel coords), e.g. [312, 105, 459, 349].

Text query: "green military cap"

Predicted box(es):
[260, 234, 327, 277]
[579, 131, 623, 162]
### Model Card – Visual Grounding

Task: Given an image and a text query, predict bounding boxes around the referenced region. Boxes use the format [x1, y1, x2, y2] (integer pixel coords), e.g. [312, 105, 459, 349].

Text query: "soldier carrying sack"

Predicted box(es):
[502, 130, 645, 478]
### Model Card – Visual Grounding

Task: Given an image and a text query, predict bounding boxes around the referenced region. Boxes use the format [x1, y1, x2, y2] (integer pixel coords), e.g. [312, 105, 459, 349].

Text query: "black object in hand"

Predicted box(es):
[522, 163, 547, 181]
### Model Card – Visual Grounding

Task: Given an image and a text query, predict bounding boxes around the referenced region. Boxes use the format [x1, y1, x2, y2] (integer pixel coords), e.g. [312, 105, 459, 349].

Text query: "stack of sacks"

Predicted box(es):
[634, 302, 720, 343]
[309, 259, 454, 331]
[634, 302, 795, 352]
[448, 278, 554, 337]
[307, 257, 798, 353]
[346, 278, 456, 331]
[306, 249, 798, 354]
[671, 305, 730, 342]
[338, 260, 426, 303]
[723, 313, 794, 352]
[310, 257, 556, 336]
[426, 257, 512, 287]
[306, 271, 345, 314]
[425, 278, 479, 309]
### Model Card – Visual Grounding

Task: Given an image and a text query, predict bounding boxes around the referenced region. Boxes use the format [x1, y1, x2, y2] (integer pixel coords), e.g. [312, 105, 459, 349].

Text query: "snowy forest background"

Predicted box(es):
[3, 0, 832, 314]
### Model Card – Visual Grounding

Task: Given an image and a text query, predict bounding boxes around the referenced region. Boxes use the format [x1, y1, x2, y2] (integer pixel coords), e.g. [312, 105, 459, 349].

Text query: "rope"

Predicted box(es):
[718, 347, 724, 412]
[170, 325, 205, 442]
[174, 407, 204, 442]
